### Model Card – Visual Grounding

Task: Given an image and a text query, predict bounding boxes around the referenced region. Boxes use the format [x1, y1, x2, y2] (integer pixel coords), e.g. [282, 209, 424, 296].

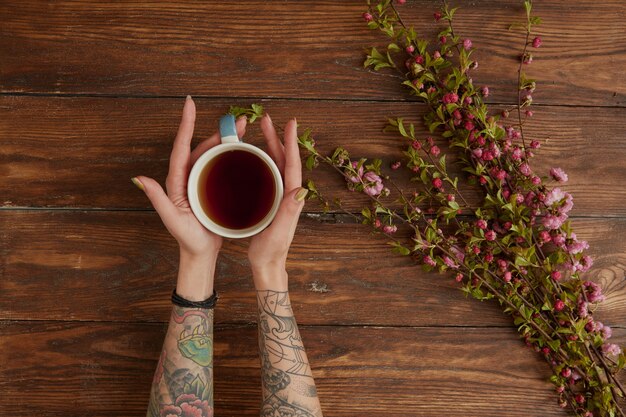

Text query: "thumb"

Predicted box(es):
[268, 187, 308, 235]
[132, 176, 179, 227]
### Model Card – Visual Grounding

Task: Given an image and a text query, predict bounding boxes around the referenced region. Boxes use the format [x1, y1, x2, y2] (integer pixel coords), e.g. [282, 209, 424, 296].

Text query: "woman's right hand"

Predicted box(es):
[247, 115, 308, 291]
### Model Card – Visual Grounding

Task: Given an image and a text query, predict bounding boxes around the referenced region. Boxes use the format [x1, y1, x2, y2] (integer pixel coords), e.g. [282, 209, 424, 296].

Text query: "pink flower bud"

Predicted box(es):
[391, 161, 401, 170]
[455, 273, 463, 282]
[575, 394, 585, 404]
[414, 55, 424, 64]
[554, 299, 565, 312]
[525, 110, 534, 117]
[561, 368, 571, 378]
[432, 178, 443, 189]
[551, 270, 562, 281]
[383, 224, 398, 234]
[430, 145, 441, 156]
[411, 140, 422, 150]
[433, 51, 441, 59]
[480, 86, 489, 97]
[463, 39, 472, 50]
[503, 271, 512, 282]
[532, 36, 542, 48]
[406, 45, 415, 54]
[439, 35, 447, 44]
[362, 12, 374, 22]
[434, 11, 442, 21]
[476, 219, 487, 230]
[485, 230, 496, 241]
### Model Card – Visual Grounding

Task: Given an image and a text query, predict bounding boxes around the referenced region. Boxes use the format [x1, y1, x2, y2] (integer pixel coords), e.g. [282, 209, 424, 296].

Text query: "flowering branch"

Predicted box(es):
[293, 1, 625, 415]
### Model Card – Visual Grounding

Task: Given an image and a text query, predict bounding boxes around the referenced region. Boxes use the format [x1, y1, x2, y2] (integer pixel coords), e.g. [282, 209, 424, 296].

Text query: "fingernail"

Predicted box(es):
[131, 177, 145, 191]
[266, 113, 272, 123]
[236, 115, 247, 122]
[186, 95, 192, 101]
[295, 187, 308, 202]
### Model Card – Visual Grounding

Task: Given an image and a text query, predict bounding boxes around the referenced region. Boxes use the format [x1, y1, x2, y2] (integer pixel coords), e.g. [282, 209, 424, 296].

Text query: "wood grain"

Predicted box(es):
[1, 96, 625, 216]
[3, 321, 623, 416]
[1, 211, 624, 327]
[0, 1, 624, 106]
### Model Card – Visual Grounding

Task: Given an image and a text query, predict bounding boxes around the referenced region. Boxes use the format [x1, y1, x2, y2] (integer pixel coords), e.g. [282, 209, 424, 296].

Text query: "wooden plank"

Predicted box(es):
[1, 211, 624, 327]
[0, 1, 624, 106]
[1, 96, 625, 216]
[3, 321, 623, 416]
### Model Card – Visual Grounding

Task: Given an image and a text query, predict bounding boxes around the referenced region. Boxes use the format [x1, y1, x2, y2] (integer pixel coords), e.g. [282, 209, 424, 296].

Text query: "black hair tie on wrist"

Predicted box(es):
[171, 289, 219, 309]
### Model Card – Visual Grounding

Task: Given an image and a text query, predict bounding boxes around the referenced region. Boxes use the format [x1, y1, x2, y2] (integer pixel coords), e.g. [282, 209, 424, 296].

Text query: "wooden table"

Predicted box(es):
[1, 1, 624, 416]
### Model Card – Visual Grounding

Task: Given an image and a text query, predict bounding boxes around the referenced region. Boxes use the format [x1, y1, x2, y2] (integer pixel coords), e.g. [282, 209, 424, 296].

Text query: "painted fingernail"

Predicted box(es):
[131, 177, 145, 191]
[295, 187, 308, 202]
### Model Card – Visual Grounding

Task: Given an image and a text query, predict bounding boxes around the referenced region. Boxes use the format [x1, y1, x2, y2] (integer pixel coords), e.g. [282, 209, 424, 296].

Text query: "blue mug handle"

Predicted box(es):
[219, 114, 241, 143]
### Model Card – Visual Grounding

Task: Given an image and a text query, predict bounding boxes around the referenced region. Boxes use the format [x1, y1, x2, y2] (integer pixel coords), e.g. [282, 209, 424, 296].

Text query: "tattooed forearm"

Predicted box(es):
[257, 290, 323, 417]
[147, 306, 214, 417]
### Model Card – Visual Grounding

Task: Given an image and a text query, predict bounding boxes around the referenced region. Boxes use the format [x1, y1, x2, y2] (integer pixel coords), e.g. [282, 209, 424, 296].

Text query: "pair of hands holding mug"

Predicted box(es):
[133, 96, 306, 299]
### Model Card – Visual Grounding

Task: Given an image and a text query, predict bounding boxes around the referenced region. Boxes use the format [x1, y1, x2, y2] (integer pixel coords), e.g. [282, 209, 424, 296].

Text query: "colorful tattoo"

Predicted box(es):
[257, 290, 323, 417]
[147, 307, 214, 417]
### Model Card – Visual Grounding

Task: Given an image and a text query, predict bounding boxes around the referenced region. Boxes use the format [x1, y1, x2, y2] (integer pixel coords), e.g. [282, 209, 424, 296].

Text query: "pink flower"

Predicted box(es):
[423, 255, 437, 267]
[383, 224, 397, 234]
[575, 394, 586, 405]
[602, 343, 621, 357]
[549, 167, 568, 183]
[602, 325, 613, 340]
[484, 230, 496, 241]
[161, 394, 213, 417]
[450, 246, 465, 263]
[430, 145, 441, 156]
[554, 299, 565, 312]
[476, 219, 487, 230]
[532, 36, 542, 48]
[432, 178, 443, 189]
[434, 11, 442, 21]
[544, 188, 565, 206]
[567, 240, 589, 255]
[443, 256, 458, 269]
[542, 214, 566, 230]
[414, 55, 424, 64]
[463, 39, 472, 50]
[480, 86, 489, 97]
[411, 140, 421, 150]
[455, 273, 463, 282]
[362, 12, 374, 22]
[552, 233, 566, 247]
[442, 92, 459, 104]
[538, 230, 551, 243]
[347, 162, 364, 183]
[511, 147, 523, 160]
[391, 161, 401, 170]
[529, 140, 540, 149]
[503, 271, 512, 282]
[531, 176, 541, 185]
[364, 181, 384, 197]
[560, 368, 572, 378]
[433, 50, 442, 59]
[525, 110, 534, 117]
[519, 163, 531, 176]
[580, 255, 594, 272]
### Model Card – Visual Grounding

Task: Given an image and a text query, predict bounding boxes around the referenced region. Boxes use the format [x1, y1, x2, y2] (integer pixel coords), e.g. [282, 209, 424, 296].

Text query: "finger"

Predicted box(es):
[283, 118, 301, 192]
[134, 176, 180, 231]
[190, 116, 248, 166]
[166, 96, 196, 197]
[260, 113, 286, 174]
[266, 187, 307, 239]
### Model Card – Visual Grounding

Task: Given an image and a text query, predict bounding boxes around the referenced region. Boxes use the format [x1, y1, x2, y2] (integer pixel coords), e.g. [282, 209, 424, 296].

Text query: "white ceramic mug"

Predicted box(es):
[187, 114, 284, 238]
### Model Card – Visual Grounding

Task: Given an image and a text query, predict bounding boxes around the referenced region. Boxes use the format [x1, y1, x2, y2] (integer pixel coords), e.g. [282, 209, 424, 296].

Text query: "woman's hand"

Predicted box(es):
[132, 96, 247, 299]
[248, 115, 308, 291]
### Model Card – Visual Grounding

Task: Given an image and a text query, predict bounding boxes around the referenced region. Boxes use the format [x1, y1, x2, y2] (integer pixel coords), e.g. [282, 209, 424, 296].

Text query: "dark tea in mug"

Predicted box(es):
[197, 149, 277, 230]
